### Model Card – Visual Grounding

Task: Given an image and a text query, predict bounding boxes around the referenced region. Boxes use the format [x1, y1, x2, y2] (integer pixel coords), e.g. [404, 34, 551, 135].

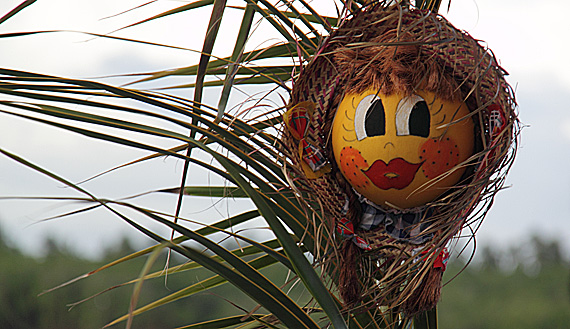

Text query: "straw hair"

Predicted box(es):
[333, 27, 460, 101]
[281, 1, 519, 315]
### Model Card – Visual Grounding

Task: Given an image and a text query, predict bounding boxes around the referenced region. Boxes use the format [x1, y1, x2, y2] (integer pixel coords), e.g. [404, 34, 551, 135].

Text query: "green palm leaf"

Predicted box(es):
[0, 1, 455, 328]
[0, 0, 36, 25]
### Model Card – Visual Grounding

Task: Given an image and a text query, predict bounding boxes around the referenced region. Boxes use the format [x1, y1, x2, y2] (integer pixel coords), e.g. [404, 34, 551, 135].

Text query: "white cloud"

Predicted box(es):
[562, 119, 570, 142]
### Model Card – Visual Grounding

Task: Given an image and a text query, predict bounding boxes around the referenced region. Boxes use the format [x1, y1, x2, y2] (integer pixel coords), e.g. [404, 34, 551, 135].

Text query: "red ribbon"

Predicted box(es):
[421, 247, 449, 271]
[433, 248, 449, 271]
[336, 217, 372, 251]
[285, 102, 327, 172]
[286, 105, 310, 140]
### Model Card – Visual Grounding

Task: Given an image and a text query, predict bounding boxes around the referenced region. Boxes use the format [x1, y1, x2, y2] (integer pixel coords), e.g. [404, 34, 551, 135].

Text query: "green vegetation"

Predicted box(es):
[440, 263, 570, 328]
[1, 229, 567, 329]
[439, 239, 570, 328]
[0, 230, 290, 329]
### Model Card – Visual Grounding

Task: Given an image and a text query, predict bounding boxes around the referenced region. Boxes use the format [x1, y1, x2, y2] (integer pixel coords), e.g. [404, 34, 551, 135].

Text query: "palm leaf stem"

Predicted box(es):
[105, 209, 321, 329]
[0, 100, 317, 253]
[113, 0, 215, 33]
[216, 0, 257, 123]
[103, 254, 285, 326]
[254, 0, 317, 50]
[173, 0, 227, 240]
[243, 0, 311, 59]
[0, 146, 318, 329]
[0, 0, 37, 25]
[40, 209, 263, 296]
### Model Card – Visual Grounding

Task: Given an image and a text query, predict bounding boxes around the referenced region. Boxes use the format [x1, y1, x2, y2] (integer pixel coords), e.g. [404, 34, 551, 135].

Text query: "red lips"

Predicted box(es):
[363, 158, 423, 190]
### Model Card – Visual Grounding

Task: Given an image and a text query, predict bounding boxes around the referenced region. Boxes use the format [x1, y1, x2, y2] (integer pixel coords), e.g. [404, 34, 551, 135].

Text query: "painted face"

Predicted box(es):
[331, 89, 475, 209]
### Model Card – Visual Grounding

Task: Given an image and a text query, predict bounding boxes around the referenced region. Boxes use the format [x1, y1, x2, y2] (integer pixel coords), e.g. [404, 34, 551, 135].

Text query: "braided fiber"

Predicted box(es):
[281, 1, 519, 315]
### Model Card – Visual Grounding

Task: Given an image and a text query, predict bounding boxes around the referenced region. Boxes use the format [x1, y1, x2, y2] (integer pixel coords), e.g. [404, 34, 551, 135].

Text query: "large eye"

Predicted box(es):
[396, 94, 430, 137]
[354, 94, 386, 141]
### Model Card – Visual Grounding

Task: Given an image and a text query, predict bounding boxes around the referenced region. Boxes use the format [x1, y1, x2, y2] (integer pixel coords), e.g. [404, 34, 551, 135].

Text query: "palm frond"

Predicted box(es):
[0, 1, 480, 328]
[0, 0, 36, 25]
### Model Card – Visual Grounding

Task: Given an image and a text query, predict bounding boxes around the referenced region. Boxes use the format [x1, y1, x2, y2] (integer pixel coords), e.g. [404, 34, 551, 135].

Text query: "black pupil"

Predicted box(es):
[365, 99, 386, 137]
[409, 100, 430, 137]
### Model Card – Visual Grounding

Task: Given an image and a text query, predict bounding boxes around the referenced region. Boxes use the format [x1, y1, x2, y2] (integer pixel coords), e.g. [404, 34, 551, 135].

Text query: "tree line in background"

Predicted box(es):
[1, 227, 568, 329]
[439, 237, 570, 328]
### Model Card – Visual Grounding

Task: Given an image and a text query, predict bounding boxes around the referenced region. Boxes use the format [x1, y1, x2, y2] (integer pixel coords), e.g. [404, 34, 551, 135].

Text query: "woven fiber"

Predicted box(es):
[281, 1, 518, 316]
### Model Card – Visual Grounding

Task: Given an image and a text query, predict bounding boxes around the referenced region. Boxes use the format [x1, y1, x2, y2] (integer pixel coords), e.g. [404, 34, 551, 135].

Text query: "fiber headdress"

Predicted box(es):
[281, 2, 518, 315]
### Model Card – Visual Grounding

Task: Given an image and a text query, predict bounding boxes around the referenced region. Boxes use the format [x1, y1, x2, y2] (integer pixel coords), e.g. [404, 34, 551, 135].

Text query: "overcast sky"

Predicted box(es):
[0, 0, 569, 260]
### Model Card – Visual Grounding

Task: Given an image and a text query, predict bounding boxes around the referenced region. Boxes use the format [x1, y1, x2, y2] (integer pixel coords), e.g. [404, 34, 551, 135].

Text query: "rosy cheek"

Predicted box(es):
[339, 146, 370, 189]
[419, 137, 461, 179]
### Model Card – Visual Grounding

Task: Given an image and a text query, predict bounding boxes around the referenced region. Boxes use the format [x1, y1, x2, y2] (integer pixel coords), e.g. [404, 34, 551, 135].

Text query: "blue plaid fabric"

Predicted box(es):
[358, 199, 433, 245]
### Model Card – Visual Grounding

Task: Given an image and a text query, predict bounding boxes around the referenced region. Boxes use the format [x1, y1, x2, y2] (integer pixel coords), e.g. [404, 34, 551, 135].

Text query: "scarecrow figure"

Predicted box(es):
[282, 2, 518, 315]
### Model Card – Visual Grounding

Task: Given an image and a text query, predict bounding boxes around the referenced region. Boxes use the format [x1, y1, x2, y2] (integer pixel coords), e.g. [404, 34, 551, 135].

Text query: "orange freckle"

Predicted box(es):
[419, 137, 460, 179]
[339, 146, 369, 187]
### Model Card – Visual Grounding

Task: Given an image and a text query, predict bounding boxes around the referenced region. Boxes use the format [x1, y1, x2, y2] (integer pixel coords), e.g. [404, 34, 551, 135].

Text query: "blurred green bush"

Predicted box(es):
[0, 228, 568, 329]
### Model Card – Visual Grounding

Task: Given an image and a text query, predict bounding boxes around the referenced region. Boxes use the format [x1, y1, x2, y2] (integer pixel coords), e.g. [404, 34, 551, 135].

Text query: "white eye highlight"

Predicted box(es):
[396, 94, 430, 138]
[354, 94, 385, 141]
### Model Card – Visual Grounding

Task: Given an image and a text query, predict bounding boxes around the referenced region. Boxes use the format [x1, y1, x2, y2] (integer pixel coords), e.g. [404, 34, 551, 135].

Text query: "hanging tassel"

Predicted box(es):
[339, 240, 362, 307]
[403, 248, 449, 315]
[402, 266, 444, 315]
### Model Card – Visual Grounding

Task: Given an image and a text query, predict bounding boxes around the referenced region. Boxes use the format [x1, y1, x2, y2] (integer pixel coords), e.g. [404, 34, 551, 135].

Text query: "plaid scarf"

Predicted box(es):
[358, 197, 434, 244]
